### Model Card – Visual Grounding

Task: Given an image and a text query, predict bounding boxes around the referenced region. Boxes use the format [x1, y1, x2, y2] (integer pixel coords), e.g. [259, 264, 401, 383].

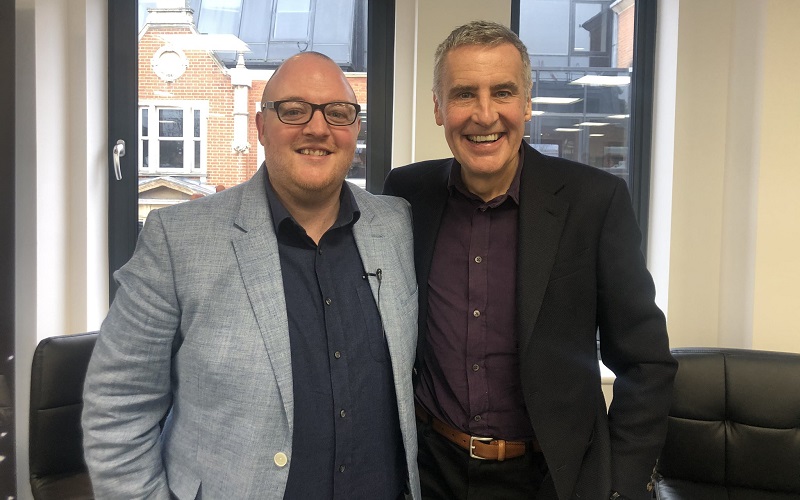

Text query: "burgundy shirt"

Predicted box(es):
[415, 149, 536, 441]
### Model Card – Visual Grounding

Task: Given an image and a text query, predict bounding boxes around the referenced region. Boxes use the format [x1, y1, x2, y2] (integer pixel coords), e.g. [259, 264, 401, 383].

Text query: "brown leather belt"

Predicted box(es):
[415, 404, 539, 461]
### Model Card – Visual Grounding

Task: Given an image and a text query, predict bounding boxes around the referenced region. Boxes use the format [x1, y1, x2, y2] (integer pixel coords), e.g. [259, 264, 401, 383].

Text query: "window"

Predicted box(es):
[272, 0, 312, 41]
[518, 0, 629, 180]
[138, 102, 207, 176]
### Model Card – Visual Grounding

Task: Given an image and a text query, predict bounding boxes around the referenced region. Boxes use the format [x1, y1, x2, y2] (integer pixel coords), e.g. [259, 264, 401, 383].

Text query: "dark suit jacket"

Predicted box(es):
[384, 142, 677, 500]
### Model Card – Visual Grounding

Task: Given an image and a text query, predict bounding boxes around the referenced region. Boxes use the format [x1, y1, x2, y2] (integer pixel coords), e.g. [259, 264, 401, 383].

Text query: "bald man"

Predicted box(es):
[83, 52, 421, 500]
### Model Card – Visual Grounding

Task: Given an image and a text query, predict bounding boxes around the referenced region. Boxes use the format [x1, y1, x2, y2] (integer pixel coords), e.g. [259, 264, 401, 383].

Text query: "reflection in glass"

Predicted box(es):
[160, 141, 183, 169]
[159, 109, 183, 137]
[519, 0, 632, 186]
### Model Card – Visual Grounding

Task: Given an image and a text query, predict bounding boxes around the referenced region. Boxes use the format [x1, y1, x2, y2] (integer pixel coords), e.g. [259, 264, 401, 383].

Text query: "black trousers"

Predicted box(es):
[416, 418, 559, 500]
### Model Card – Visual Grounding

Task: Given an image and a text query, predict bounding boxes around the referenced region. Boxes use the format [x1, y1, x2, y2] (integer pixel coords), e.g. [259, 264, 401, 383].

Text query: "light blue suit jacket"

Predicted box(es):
[82, 167, 421, 499]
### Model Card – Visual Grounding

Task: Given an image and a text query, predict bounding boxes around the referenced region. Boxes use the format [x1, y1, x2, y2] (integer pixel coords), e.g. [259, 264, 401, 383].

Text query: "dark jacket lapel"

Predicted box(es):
[516, 143, 570, 354]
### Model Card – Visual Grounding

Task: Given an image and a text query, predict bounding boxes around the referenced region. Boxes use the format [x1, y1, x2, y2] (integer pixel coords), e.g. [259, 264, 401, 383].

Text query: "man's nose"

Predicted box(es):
[472, 97, 498, 126]
[303, 108, 331, 135]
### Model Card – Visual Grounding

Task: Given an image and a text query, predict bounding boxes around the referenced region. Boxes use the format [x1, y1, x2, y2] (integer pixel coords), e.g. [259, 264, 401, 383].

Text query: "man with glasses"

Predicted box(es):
[83, 52, 420, 500]
[384, 21, 676, 500]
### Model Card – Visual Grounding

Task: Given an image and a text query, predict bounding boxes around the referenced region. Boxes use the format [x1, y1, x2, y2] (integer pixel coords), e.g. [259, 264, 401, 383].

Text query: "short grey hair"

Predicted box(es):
[433, 20, 532, 101]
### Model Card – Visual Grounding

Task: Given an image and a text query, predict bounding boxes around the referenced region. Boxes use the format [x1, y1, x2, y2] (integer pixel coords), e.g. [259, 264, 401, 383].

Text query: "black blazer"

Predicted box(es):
[384, 142, 677, 500]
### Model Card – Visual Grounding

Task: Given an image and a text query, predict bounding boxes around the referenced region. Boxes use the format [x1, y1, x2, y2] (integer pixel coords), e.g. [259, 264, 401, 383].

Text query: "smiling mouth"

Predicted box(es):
[298, 148, 331, 156]
[467, 133, 501, 143]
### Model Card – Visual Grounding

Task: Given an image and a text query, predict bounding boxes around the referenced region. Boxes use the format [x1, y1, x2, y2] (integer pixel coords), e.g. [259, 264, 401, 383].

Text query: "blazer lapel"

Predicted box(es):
[351, 192, 384, 305]
[411, 163, 451, 360]
[350, 192, 411, 390]
[517, 145, 570, 354]
[231, 168, 295, 428]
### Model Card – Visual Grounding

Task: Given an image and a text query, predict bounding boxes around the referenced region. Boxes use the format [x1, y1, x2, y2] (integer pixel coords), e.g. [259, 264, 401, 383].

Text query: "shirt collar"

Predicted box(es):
[447, 144, 524, 207]
[263, 165, 360, 236]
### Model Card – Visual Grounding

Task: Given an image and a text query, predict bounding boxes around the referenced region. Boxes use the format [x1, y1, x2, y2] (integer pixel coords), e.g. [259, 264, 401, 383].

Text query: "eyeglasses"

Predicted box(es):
[262, 100, 361, 126]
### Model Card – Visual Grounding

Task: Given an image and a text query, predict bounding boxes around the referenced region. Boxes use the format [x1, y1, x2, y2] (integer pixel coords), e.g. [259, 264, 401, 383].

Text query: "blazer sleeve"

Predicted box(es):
[82, 209, 179, 499]
[595, 179, 677, 499]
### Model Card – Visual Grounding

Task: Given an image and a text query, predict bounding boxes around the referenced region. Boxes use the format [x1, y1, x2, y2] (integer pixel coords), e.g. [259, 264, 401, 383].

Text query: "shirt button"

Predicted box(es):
[325, 298, 332, 305]
[340, 409, 346, 418]
[472, 364, 480, 372]
[274, 452, 288, 467]
[474, 415, 481, 422]
[334, 351, 341, 359]
[473, 309, 481, 318]
[474, 256, 483, 264]
[339, 465, 346, 473]
[318, 248, 323, 255]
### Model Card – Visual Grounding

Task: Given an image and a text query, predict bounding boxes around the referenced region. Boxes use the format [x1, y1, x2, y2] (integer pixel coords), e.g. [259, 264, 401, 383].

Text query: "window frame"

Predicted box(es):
[138, 101, 209, 176]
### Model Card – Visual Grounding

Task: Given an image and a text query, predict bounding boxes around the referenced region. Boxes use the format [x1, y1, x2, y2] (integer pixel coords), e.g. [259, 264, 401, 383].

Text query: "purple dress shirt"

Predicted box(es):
[415, 149, 536, 441]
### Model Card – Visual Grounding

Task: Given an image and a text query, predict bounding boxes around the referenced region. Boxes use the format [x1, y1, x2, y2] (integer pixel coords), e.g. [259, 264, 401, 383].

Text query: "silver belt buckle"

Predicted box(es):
[469, 435, 493, 460]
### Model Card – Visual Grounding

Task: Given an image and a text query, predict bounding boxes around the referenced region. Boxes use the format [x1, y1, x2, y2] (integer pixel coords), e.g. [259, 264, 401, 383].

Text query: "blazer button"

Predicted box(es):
[274, 452, 288, 467]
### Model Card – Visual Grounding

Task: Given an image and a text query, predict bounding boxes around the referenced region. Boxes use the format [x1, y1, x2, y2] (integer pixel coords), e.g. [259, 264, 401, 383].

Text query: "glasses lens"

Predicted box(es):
[324, 103, 358, 125]
[277, 101, 312, 124]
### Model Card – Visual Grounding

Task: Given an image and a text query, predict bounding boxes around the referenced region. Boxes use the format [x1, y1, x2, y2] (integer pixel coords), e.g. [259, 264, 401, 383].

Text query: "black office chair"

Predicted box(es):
[652, 347, 800, 499]
[29, 332, 98, 500]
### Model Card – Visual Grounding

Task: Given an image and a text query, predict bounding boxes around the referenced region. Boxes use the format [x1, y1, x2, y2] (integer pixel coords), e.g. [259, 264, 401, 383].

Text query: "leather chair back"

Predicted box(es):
[29, 332, 98, 500]
[653, 347, 800, 498]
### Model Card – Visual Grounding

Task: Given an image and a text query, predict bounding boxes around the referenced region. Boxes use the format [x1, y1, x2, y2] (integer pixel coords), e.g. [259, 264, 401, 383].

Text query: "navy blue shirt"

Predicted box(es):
[264, 174, 405, 500]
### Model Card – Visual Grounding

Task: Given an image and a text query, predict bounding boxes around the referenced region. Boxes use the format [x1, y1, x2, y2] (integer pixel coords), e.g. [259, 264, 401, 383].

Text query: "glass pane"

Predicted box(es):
[194, 110, 200, 138]
[519, 0, 631, 185]
[272, 15, 310, 40]
[196, 0, 244, 34]
[273, 0, 312, 40]
[239, 1, 272, 62]
[277, 0, 312, 13]
[312, 0, 356, 65]
[574, 3, 601, 52]
[141, 108, 148, 136]
[143, 140, 149, 169]
[159, 141, 183, 169]
[194, 140, 201, 170]
[159, 109, 183, 137]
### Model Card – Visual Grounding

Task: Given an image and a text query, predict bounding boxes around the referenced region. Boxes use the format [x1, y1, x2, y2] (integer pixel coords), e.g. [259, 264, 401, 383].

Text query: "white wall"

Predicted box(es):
[651, 0, 800, 351]
[393, 0, 513, 166]
[14, 0, 107, 497]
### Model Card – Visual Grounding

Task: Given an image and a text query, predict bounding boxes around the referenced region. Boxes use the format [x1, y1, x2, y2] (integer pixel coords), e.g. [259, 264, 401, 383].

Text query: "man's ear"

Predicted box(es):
[255, 111, 266, 146]
[433, 93, 444, 126]
[523, 92, 533, 122]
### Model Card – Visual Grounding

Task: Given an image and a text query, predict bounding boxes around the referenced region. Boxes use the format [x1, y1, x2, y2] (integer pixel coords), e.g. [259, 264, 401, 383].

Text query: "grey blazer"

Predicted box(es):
[82, 167, 421, 499]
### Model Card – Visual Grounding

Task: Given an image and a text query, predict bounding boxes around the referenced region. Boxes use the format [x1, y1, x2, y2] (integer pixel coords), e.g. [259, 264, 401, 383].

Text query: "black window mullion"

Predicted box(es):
[628, 0, 657, 255]
[365, 0, 394, 193]
[108, 0, 139, 303]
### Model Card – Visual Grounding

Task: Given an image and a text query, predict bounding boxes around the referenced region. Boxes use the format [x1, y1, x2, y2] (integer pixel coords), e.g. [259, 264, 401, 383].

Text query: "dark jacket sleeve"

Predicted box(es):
[595, 178, 677, 498]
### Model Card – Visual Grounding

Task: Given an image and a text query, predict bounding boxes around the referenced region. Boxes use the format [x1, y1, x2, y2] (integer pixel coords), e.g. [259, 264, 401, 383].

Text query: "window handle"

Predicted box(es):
[113, 139, 126, 181]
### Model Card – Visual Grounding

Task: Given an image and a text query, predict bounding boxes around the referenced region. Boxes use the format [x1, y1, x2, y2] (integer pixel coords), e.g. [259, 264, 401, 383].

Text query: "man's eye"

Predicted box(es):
[326, 106, 348, 119]
[457, 92, 473, 99]
[496, 90, 512, 98]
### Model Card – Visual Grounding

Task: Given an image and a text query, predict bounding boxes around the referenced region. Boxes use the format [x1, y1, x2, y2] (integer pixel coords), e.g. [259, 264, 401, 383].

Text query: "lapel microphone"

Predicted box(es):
[362, 269, 385, 337]
[362, 268, 382, 282]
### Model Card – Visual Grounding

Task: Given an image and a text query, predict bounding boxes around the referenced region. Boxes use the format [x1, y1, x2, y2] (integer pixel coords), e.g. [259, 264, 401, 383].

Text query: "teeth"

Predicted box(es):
[299, 149, 329, 156]
[468, 134, 500, 143]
